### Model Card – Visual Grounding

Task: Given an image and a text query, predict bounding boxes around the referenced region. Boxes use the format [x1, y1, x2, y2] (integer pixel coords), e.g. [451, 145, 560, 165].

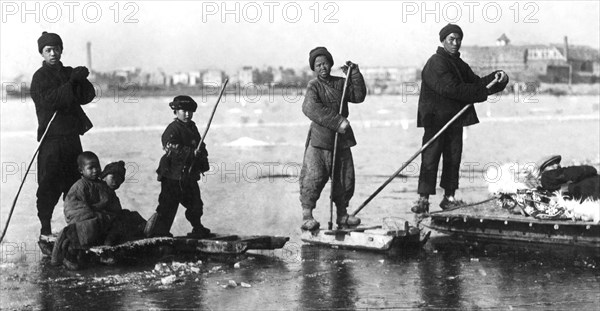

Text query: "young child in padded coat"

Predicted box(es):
[52, 152, 123, 269]
[145, 95, 211, 238]
[62, 151, 122, 243]
[52, 155, 146, 269]
[299, 46, 367, 231]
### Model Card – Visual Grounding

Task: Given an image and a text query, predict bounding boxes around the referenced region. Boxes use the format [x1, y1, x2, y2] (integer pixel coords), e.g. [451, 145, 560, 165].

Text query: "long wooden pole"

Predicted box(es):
[196, 79, 229, 153]
[0, 111, 58, 242]
[329, 66, 353, 230]
[187, 79, 229, 175]
[351, 75, 501, 217]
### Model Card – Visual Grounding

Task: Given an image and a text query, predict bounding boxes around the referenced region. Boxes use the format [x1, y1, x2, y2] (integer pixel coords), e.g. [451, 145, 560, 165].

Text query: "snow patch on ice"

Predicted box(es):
[223, 137, 272, 147]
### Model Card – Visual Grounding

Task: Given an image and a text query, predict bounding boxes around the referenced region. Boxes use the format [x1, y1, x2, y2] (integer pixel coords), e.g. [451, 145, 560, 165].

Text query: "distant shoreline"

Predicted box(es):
[4, 82, 599, 99]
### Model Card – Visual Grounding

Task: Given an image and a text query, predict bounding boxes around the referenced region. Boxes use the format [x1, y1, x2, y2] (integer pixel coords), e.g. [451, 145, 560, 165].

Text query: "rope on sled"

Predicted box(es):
[429, 195, 500, 214]
[416, 195, 500, 229]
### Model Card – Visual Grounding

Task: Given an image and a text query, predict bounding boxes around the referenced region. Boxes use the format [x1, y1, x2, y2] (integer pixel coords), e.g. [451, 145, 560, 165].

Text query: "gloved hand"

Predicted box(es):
[70, 66, 90, 83]
[194, 143, 208, 158]
[341, 61, 359, 75]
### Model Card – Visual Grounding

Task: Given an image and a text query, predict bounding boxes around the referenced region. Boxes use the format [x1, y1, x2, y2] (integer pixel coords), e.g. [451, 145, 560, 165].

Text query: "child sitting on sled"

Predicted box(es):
[99, 160, 146, 245]
[144, 95, 212, 239]
[51, 153, 145, 269]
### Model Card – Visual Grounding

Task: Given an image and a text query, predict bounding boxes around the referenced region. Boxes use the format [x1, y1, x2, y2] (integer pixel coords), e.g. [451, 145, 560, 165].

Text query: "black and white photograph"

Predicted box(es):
[1, 1, 599, 309]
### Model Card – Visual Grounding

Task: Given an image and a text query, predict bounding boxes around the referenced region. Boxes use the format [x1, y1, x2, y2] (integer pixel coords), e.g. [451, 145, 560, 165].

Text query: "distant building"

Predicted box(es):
[496, 33, 510, 46]
[281, 67, 304, 85]
[237, 66, 254, 86]
[461, 34, 598, 83]
[189, 71, 201, 86]
[172, 72, 189, 85]
[272, 67, 283, 84]
[202, 69, 224, 85]
[554, 41, 600, 83]
[113, 67, 141, 84]
[461, 45, 528, 79]
[362, 66, 419, 94]
[148, 71, 168, 86]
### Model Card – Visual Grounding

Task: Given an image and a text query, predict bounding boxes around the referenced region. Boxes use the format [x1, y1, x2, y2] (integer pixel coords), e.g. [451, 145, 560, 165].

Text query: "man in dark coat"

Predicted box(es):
[299, 47, 367, 230]
[30, 31, 96, 236]
[412, 24, 509, 213]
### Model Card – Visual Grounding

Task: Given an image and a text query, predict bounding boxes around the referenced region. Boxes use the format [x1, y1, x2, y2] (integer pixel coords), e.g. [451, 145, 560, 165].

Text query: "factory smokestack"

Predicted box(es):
[86, 41, 92, 75]
[564, 36, 571, 86]
[563, 36, 569, 60]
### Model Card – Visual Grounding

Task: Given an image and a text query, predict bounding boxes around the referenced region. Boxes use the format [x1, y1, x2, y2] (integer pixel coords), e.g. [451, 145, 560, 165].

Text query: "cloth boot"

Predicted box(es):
[336, 206, 360, 228]
[300, 206, 320, 231]
[187, 219, 213, 239]
[144, 213, 173, 238]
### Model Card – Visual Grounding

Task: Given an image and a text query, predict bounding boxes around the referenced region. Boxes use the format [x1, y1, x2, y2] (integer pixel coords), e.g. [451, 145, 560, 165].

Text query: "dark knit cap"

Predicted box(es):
[309, 47, 334, 71]
[439, 24, 463, 42]
[38, 31, 63, 53]
[169, 95, 197, 112]
[101, 161, 126, 180]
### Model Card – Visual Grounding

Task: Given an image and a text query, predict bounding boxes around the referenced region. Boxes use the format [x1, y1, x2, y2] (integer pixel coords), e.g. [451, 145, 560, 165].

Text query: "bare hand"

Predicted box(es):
[338, 119, 350, 134]
[341, 61, 358, 75]
[498, 70, 508, 83]
[164, 142, 180, 151]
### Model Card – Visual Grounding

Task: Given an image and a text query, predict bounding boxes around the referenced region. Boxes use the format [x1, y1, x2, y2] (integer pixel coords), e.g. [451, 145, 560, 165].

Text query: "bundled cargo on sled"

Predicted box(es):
[427, 197, 600, 248]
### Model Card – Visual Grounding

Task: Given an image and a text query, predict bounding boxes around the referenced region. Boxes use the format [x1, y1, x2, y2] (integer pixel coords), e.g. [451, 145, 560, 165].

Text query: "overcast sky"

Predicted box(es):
[1, 1, 599, 81]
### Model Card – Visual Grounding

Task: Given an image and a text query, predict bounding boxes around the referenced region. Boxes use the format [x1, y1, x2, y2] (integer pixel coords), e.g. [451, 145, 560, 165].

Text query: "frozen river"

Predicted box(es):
[1, 93, 599, 309]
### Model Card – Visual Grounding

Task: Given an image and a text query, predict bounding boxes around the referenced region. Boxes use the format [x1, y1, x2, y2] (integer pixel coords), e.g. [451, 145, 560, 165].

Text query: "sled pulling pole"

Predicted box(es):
[187, 79, 228, 174]
[196, 78, 229, 152]
[329, 65, 353, 230]
[351, 74, 501, 217]
[0, 111, 58, 243]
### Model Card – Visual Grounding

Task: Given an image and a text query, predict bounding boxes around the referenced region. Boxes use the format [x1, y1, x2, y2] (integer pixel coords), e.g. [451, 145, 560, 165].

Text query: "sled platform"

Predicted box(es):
[301, 220, 429, 252]
[428, 201, 600, 248]
[39, 234, 290, 264]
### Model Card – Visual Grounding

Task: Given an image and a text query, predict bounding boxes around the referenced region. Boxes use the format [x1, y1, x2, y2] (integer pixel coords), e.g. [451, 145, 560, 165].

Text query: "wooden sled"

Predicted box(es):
[301, 220, 430, 252]
[428, 201, 600, 248]
[39, 234, 290, 264]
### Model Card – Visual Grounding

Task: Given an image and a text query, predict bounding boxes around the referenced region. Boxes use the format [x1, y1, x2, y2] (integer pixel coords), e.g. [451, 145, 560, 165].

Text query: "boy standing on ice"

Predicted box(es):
[30, 31, 95, 238]
[145, 96, 211, 238]
[299, 47, 367, 231]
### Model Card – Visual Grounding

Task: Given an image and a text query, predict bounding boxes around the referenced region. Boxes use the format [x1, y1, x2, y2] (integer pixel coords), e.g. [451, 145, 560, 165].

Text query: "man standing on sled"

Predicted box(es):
[412, 24, 509, 213]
